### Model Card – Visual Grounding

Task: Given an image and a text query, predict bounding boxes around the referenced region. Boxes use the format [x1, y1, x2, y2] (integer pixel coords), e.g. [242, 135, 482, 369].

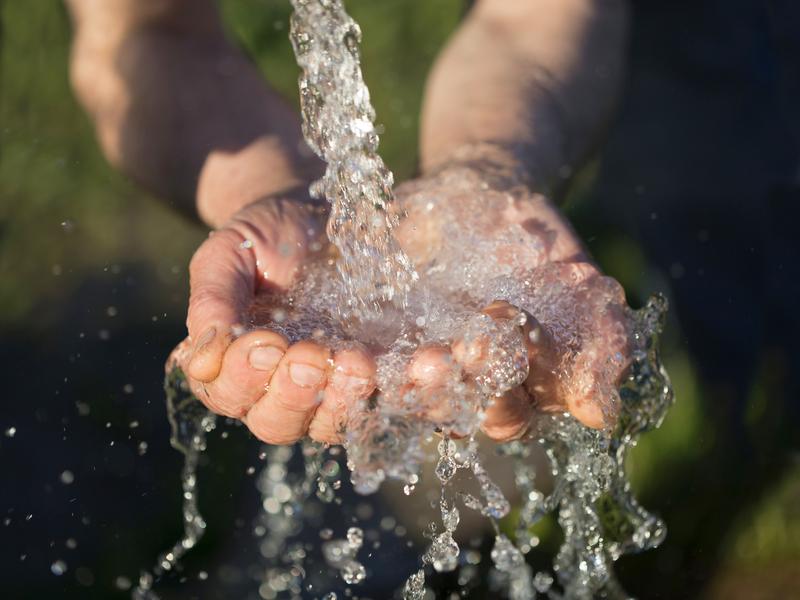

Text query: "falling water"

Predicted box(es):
[138, 1, 674, 598]
[133, 368, 216, 599]
[291, 0, 417, 316]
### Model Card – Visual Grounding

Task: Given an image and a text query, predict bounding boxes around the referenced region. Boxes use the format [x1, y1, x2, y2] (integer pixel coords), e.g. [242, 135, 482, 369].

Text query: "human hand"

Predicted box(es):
[169, 195, 380, 445]
[393, 166, 632, 439]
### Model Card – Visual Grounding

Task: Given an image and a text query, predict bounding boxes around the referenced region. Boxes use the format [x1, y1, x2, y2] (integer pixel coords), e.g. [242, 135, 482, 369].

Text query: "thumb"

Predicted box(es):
[186, 228, 256, 382]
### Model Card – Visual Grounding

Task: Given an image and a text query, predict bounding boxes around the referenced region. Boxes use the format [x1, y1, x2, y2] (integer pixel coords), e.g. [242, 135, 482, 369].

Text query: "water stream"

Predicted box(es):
[135, 1, 674, 598]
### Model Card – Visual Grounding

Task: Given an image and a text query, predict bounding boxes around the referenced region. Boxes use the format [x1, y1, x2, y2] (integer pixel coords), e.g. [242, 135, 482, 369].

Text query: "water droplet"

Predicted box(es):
[435, 456, 456, 483]
[533, 571, 554, 593]
[428, 532, 459, 572]
[491, 535, 524, 572]
[50, 560, 67, 576]
[441, 505, 459, 532]
[341, 559, 366, 584]
[402, 568, 425, 600]
[346, 527, 363, 549]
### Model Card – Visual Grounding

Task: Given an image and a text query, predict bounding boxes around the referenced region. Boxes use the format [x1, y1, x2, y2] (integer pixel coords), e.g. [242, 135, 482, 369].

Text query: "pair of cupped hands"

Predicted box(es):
[170, 168, 631, 447]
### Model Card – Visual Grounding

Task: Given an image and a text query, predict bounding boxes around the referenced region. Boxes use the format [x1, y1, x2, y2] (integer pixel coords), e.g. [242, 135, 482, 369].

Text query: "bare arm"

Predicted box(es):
[66, 0, 322, 227]
[420, 0, 628, 196]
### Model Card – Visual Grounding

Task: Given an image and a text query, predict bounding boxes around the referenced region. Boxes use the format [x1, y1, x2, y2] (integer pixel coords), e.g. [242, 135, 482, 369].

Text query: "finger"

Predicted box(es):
[198, 329, 289, 418]
[452, 300, 564, 430]
[244, 340, 330, 444]
[169, 337, 234, 416]
[452, 301, 522, 375]
[408, 345, 462, 424]
[563, 312, 630, 430]
[520, 316, 565, 415]
[408, 345, 454, 387]
[186, 228, 256, 382]
[451, 332, 489, 374]
[454, 302, 538, 440]
[482, 388, 535, 441]
[309, 345, 377, 444]
[562, 356, 609, 429]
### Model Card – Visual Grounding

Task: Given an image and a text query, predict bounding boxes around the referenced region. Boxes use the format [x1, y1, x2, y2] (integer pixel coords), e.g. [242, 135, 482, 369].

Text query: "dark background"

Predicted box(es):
[1, 1, 798, 598]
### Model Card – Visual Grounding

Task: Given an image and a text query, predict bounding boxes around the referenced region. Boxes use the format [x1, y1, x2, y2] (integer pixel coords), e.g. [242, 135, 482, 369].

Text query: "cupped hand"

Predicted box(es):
[169, 196, 379, 445]
[394, 168, 633, 440]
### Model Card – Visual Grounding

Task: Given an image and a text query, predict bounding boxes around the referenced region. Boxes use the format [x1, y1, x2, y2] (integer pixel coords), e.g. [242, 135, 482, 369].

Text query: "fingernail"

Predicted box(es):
[248, 346, 284, 371]
[289, 363, 325, 387]
[193, 327, 216, 353]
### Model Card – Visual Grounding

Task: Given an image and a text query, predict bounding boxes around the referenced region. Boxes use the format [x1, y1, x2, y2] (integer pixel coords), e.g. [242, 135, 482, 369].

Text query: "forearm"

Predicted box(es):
[420, 0, 628, 196]
[67, 0, 321, 228]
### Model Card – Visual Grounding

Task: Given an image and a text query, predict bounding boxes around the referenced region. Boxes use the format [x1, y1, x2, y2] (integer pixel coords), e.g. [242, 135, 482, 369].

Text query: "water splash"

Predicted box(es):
[290, 0, 417, 316]
[141, 1, 675, 598]
[322, 526, 366, 584]
[133, 368, 216, 599]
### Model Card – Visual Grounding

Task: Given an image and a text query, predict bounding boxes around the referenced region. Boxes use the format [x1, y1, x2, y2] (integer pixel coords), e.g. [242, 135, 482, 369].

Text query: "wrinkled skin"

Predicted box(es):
[169, 170, 632, 445]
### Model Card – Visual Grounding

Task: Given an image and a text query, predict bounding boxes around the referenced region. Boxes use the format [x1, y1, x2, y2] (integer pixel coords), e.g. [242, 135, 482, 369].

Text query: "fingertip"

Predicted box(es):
[482, 390, 534, 441]
[246, 330, 290, 372]
[187, 328, 228, 382]
[331, 346, 376, 396]
[258, 340, 331, 397]
[408, 345, 453, 387]
[244, 340, 331, 445]
[287, 339, 331, 366]
[567, 394, 608, 430]
[309, 346, 377, 446]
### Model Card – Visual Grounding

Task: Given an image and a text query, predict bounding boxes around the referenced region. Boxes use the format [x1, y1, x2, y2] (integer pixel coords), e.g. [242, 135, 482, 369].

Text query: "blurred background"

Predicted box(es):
[1, 1, 798, 598]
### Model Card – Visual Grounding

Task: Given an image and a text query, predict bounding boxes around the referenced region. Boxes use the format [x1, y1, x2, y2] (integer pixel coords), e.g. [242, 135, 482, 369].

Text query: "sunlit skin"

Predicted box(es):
[165, 180, 631, 444]
[67, 0, 630, 445]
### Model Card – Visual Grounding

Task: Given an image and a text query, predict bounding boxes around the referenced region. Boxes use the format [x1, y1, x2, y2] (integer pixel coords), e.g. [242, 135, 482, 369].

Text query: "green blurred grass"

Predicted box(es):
[1, 1, 797, 597]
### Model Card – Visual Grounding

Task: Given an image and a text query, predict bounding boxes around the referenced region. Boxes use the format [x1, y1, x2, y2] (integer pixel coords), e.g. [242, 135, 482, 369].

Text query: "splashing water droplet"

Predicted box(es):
[402, 568, 426, 600]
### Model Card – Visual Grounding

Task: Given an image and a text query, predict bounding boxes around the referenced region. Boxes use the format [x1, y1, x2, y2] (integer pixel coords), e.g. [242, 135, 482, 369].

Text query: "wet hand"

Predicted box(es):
[395, 171, 633, 440]
[169, 197, 378, 445]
